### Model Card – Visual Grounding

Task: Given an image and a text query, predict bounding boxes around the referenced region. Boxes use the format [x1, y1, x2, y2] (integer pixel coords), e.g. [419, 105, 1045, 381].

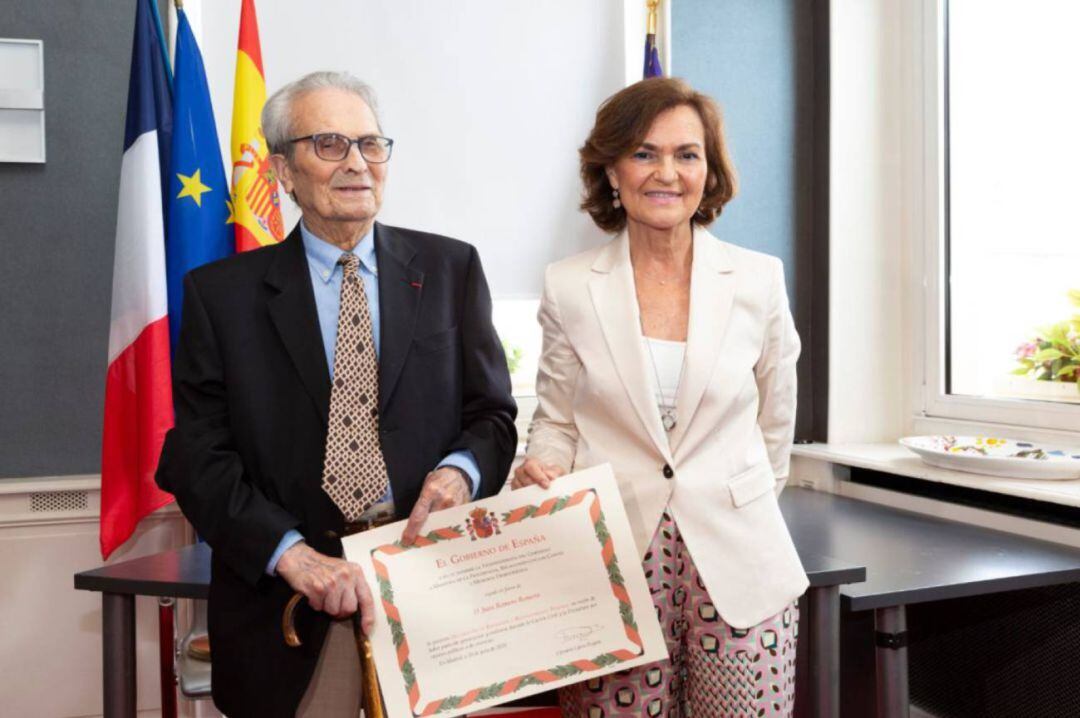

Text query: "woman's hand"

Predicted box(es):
[511, 458, 566, 490]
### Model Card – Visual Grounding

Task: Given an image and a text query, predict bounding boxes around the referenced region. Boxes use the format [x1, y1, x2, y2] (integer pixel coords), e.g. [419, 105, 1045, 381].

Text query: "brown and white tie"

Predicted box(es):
[320, 253, 389, 521]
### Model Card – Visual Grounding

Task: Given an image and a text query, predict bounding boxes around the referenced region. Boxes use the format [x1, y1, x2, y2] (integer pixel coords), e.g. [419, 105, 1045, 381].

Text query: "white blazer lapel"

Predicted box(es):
[669, 229, 735, 453]
[588, 233, 674, 464]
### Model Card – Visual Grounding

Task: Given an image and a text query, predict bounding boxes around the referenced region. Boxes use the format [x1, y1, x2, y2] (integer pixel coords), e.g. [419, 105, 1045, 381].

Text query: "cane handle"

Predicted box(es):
[283, 592, 304, 647]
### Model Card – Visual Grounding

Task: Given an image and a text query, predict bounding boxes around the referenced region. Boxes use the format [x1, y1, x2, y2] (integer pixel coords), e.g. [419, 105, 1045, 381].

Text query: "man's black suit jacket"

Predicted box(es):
[156, 223, 517, 717]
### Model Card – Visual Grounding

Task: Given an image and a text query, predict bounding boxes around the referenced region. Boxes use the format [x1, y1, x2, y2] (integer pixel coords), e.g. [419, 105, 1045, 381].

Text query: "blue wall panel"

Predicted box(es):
[673, 0, 798, 298]
[673, 0, 828, 441]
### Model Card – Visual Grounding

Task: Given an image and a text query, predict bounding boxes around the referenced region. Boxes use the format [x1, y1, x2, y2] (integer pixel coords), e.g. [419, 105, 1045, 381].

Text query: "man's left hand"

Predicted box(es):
[401, 467, 471, 545]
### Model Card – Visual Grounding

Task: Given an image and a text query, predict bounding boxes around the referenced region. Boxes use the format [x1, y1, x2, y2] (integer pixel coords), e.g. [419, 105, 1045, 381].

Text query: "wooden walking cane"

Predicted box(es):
[283, 592, 386, 718]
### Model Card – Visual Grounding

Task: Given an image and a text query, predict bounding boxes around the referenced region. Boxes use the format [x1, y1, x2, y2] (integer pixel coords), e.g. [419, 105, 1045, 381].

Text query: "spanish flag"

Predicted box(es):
[230, 0, 283, 251]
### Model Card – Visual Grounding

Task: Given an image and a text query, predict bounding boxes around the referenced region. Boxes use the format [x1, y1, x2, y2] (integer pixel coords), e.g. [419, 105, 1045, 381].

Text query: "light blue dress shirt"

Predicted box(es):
[266, 222, 481, 574]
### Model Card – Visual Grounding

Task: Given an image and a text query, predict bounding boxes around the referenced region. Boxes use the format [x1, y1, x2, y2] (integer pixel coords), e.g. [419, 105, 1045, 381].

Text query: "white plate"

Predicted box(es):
[899, 435, 1080, 481]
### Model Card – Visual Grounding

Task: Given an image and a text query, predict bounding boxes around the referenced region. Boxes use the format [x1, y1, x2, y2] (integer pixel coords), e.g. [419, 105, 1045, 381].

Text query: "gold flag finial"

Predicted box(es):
[174, 0, 184, 10]
[646, 0, 660, 35]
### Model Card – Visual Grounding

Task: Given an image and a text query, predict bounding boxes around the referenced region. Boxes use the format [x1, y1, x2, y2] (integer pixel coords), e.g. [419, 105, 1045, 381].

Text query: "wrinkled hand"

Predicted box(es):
[276, 542, 375, 635]
[511, 458, 566, 490]
[401, 467, 472, 545]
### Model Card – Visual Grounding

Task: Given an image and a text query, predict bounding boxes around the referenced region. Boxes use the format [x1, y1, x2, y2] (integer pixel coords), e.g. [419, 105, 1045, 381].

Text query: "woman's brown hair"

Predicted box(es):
[579, 77, 737, 233]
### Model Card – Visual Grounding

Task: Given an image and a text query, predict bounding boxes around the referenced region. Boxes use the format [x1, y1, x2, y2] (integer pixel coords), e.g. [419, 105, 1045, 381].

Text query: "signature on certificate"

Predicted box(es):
[557, 624, 604, 643]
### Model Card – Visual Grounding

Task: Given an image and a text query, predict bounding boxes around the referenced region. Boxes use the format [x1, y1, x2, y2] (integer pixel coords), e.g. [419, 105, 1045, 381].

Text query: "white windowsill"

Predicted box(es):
[792, 442, 1080, 509]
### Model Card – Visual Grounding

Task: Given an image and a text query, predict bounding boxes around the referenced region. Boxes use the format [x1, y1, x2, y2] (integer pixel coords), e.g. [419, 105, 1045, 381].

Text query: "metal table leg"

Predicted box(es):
[807, 585, 840, 718]
[158, 597, 177, 718]
[875, 605, 909, 718]
[102, 592, 136, 718]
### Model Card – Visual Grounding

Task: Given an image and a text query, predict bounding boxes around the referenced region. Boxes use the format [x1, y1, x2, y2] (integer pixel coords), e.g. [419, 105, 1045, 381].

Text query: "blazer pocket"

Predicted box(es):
[412, 326, 460, 356]
[727, 463, 777, 508]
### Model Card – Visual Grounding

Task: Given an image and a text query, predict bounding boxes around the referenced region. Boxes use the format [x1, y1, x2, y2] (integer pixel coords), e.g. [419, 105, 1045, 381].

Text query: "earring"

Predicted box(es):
[612, 188, 621, 209]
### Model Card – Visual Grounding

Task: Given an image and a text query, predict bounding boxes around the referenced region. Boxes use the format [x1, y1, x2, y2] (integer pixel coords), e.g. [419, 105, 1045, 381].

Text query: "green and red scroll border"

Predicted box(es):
[370, 489, 644, 716]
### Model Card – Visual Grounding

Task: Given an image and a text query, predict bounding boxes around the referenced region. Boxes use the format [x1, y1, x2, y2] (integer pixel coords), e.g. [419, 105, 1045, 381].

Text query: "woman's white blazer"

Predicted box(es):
[526, 228, 809, 629]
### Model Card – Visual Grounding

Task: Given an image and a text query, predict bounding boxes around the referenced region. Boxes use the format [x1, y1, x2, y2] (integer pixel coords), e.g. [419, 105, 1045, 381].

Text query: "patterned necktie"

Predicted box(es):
[320, 253, 389, 521]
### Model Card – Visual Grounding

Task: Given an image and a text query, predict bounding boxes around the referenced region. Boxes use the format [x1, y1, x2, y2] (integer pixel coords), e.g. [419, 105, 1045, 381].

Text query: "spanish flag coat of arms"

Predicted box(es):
[230, 0, 283, 251]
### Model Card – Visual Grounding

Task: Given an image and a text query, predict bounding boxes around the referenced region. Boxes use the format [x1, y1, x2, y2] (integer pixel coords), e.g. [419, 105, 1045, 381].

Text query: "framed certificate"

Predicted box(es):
[344, 464, 667, 717]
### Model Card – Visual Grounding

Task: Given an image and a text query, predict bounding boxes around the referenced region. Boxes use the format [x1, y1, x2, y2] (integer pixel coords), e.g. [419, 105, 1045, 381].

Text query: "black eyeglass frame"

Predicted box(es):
[288, 133, 395, 163]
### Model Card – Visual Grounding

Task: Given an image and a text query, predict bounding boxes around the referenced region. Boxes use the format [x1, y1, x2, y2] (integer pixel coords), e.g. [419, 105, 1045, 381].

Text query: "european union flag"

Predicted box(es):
[166, 8, 232, 351]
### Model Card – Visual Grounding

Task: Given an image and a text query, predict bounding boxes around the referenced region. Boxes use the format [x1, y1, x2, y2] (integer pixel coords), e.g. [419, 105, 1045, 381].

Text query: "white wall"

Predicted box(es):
[0, 478, 187, 717]
[828, 0, 913, 443]
[191, 0, 631, 299]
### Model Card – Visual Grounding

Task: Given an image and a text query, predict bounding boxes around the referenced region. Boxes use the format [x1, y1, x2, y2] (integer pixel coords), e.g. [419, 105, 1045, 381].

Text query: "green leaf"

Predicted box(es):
[1046, 322, 1071, 345]
[400, 660, 416, 689]
[1011, 367, 1033, 376]
[550, 663, 583, 679]
[476, 681, 506, 701]
[1055, 365, 1078, 378]
[501, 339, 524, 374]
[594, 652, 621, 667]
[1034, 348, 1066, 362]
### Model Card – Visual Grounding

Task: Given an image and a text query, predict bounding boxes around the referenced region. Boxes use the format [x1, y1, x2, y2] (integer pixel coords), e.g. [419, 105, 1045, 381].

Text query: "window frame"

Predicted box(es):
[915, 0, 1080, 436]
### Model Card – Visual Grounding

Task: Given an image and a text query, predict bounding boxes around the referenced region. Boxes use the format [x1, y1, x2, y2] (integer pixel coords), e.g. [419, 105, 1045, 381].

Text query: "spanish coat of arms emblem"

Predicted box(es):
[465, 506, 501, 540]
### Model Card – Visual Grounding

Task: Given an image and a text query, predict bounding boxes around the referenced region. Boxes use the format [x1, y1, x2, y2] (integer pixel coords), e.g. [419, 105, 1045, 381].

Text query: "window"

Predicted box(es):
[492, 298, 541, 399]
[922, 0, 1080, 432]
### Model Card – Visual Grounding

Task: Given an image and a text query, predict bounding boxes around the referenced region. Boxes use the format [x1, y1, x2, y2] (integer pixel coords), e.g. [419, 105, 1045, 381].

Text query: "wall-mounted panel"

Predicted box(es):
[673, 0, 829, 440]
[0, 38, 46, 163]
[0, 2, 132, 477]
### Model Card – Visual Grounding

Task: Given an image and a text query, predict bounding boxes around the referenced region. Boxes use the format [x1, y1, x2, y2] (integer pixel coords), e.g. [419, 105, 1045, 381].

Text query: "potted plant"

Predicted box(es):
[1004, 289, 1080, 403]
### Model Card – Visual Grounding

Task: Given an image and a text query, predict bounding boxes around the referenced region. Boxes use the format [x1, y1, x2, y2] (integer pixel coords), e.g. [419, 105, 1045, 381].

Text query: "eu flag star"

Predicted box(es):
[176, 168, 212, 207]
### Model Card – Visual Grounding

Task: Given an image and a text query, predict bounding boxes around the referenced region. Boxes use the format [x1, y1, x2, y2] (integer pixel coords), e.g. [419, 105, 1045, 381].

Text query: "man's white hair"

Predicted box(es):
[262, 71, 381, 157]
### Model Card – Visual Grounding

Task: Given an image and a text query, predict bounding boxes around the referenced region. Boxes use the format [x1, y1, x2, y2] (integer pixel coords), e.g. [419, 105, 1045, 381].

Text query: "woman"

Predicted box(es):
[514, 78, 808, 717]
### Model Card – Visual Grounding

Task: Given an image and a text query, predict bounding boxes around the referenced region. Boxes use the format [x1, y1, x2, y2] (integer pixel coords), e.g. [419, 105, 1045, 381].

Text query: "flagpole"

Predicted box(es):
[150, 0, 173, 83]
[168, 0, 203, 61]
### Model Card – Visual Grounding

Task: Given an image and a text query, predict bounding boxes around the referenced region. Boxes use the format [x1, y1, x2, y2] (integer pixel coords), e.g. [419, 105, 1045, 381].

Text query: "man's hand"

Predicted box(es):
[276, 542, 376, 635]
[511, 457, 566, 490]
[401, 467, 471, 545]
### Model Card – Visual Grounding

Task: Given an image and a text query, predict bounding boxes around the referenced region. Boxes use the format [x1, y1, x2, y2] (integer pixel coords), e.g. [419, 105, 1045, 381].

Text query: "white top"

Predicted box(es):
[642, 336, 686, 411]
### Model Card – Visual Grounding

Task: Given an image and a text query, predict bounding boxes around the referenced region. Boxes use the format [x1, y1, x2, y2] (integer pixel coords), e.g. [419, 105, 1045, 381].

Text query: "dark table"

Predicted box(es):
[796, 549, 865, 718]
[75, 544, 208, 717]
[75, 536, 863, 718]
[779, 487, 1080, 718]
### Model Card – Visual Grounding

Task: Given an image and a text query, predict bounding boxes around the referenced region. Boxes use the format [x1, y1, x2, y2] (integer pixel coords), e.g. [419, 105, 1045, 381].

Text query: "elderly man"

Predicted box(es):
[156, 71, 517, 717]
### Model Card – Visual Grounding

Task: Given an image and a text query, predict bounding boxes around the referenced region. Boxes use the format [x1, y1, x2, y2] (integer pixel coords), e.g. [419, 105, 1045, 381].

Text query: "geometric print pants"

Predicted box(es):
[559, 510, 799, 718]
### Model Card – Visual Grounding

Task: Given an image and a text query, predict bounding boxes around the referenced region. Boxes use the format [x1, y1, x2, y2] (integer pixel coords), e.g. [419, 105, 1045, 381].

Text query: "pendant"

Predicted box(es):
[661, 410, 677, 432]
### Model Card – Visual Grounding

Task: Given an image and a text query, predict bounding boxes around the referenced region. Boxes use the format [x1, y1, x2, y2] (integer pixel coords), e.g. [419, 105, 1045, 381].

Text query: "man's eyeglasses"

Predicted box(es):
[289, 133, 394, 163]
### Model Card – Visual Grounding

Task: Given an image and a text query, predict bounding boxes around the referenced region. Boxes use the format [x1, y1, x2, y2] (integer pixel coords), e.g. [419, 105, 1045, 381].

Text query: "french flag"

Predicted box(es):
[100, 0, 176, 559]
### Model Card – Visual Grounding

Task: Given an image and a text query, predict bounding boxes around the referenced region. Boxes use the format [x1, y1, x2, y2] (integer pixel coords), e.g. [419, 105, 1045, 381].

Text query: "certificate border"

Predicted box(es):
[370, 488, 645, 716]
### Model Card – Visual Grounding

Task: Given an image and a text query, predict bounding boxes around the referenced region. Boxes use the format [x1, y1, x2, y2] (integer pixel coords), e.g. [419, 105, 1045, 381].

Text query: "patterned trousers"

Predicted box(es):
[559, 511, 799, 718]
